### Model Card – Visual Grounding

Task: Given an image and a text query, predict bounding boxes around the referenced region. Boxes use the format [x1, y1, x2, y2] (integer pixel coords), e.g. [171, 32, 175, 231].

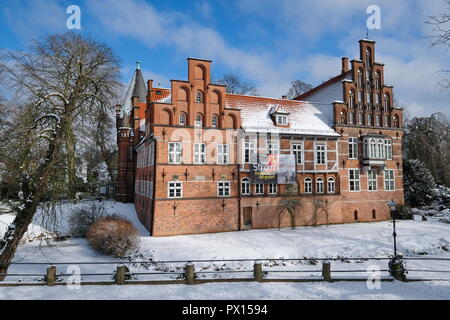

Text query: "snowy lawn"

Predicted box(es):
[1, 280, 450, 300]
[0, 200, 450, 299]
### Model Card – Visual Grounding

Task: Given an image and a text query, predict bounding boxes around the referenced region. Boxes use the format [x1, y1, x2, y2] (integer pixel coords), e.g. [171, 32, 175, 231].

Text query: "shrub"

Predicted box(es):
[396, 204, 412, 220]
[68, 202, 106, 237]
[403, 159, 436, 207]
[86, 216, 139, 258]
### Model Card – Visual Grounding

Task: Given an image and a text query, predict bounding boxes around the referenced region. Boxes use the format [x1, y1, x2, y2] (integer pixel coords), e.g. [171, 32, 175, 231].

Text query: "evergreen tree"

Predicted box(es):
[403, 159, 436, 207]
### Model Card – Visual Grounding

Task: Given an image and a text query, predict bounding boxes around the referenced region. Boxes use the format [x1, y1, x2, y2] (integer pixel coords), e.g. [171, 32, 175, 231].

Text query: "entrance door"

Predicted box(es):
[243, 207, 252, 230]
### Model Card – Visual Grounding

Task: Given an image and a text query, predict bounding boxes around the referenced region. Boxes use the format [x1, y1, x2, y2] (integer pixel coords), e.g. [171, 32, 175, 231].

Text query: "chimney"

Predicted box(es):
[341, 57, 349, 74]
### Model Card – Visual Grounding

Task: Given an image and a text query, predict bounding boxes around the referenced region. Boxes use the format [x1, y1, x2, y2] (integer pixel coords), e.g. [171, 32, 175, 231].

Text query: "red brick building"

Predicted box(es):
[116, 39, 404, 236]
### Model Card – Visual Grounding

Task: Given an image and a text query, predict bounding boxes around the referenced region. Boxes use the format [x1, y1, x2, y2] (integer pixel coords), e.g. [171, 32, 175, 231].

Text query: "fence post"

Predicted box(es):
[185, 263, 195, 285]
[254, 261, 263, 282]
[116, 265, 126, 285]
[322, 260, 331, 282]
[46, 265, 56, 286]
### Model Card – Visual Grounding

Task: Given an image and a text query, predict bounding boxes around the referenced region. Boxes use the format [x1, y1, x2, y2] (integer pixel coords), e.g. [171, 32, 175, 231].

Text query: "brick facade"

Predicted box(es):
[116, 39, 404, 236]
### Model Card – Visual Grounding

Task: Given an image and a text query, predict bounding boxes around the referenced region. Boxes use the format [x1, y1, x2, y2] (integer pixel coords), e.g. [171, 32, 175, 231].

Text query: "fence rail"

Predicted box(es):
[0, 256, 449, 287]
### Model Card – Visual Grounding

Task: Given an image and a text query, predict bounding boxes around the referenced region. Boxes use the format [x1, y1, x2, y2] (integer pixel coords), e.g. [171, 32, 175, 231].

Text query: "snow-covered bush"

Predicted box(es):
[68, 202, 106, 237]
[86, 216, 138, 258]
[403, 159, 436, 207]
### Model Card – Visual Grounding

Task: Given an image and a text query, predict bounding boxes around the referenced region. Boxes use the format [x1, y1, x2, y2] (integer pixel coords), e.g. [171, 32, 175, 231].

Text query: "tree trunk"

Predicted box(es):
[66, 122, 77, 199]
[289, 210, 296, 229]
[0, 132, 59, 280]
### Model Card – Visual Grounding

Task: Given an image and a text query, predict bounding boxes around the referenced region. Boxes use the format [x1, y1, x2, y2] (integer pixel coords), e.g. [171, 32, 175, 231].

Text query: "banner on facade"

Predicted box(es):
[250, 154, 296, 184]
[277, 154, 296, 184]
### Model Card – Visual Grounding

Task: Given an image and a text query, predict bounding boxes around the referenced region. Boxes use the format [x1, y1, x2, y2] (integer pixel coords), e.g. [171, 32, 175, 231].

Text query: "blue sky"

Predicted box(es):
[1, 0, 449, 117]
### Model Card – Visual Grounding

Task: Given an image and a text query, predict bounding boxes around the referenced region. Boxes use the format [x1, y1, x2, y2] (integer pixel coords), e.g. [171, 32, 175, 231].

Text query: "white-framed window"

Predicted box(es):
[357, 69, 363, 87]
[349, 169, 360, 191]
[168, 181, 182, 198]
[357, 90, 362, 102]
[276, 115, 288, 125]
[269, 183, 277, 195]
[367, 113, 372, 126]
[254, 183, 264, 195]
[217, 181, 231, 197]
[243, 139, 256, 164]
[384, 170, 395, 191]
[315, 144, 326, 165]
[348, 137, 358, 159]
[211, 115, 218, 128]
[217, 144, 229, 164]
[366, 90, 371, 104]
[195, 114, 203, 127]
[384, 139, 392, 160]
[196, 91, 203, 103]
[168, 142, 182, 164]
[268, 142, 279, 155]
[348, 90, 354, 108]
[291, 143, 303, 164]
[304, 178, 312, 193]
[327, 178, 335, 193]
[241, 178, 250, 195]
[375, 114, 381, 126]
[316, 178, 324, 193]
[179, 113, 186, 126]
[368, 170, 377, 191]
[358, 112, 363, 125]
[349, 111, 354, 124]
[194, 143, 206, 164]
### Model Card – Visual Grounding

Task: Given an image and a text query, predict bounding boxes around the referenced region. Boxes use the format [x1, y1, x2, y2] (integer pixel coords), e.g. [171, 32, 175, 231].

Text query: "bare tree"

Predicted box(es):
[425, 0, 450, 89]
[277, 197, 302, 230]
[217, 74, 258, 95]
[312, 198, 328, 226]
[286, 80, 313, 99]
[0, 33, 120, 280]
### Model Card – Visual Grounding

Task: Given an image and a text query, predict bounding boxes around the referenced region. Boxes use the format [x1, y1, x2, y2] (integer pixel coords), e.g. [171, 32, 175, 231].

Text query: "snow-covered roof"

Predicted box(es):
[225, 94, 339, 137]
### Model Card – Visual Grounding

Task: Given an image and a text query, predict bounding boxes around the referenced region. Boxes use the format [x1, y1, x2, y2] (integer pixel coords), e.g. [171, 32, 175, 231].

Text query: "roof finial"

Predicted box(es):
[136, 60, 141, 70]
[366, 28, 369, 39]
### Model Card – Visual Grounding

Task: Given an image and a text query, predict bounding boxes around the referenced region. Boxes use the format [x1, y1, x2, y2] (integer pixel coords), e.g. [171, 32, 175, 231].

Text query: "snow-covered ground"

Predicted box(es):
[1, 280, 450, 300]
[1, 200, 450, 299]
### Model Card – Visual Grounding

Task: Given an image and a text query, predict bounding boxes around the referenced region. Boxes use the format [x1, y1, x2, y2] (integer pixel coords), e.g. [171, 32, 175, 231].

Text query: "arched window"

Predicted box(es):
[384, 115, 389, 127]
[339, 110, 346, 124]
[357, 69, 363, 87]
[366, 90, 371, 104]
[211, 115, 218, 128]
[241, 178, 250, 195]
[367, 113, 372, 126]
[365, 48, 371, 66]
[349, 111, 354, 124]
[374, 71, 381, 89]
[304, 178, 312, 193]
[196, 91, 203, 103]
[384, 94, 390, 111]
[393, 114, 399, 128]
[357, 90, 362, 103]
[348, 90, 354, 108]
[195, 114, 203, 127]
[327, 178, 335, 193]
[316, 178, 324, 193]
[179, 113, 186, 126]
[358, 112, 363, 125]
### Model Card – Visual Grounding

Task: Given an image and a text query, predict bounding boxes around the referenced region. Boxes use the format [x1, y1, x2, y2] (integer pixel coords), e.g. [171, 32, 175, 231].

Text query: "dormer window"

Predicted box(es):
[276, 114, 288, 125]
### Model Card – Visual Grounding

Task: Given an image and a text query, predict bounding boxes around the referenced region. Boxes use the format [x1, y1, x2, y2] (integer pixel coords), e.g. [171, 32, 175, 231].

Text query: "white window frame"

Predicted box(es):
[315, 144, 326, 165]
[168, 181, 182, 198]
[349, 169, 360, 191]
[241, 178, 250, 195]
[316, 178, 324, 193]
[304, 178, 312, 193]
[195, 114, 202, 127]
[217, 144, 229, 164]
[217, 181, 231, 197]
[196, 91, 203, 103]
[269, 183, 277, 195]
[384, 170, 395, 191]
[268, 142, 279, 155]
[348, 137, 358, 159]
[168, 142, 182, 164]
[243, 140, 256, 164]
[276, 115, 288, 125]
[211, 115, 218, 128]
[254, 183, 264, 195]
[291, 142, 303, 164]
[384, 139, 392, 160]
[179, 113, 186, 126]
[327, 178, 335, 194]
[368, 170, 377, 191]
[194, 143, 206, 164]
